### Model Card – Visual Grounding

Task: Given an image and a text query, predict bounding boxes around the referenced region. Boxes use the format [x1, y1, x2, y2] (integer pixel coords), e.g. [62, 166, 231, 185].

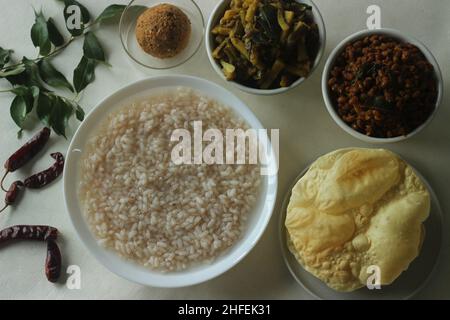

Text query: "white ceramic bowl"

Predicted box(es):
[63, 75, 278, 287]
[205, 0, 326, 95]
[322, 28, 443, 143]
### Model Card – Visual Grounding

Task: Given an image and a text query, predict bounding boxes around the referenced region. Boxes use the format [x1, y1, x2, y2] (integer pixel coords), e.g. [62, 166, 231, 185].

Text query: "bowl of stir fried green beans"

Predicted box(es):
[206, 0, 325, 95]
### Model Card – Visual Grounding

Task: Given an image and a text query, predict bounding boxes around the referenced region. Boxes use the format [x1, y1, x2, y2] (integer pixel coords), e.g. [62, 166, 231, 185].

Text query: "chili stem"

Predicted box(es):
[0, 171, 9, 192]
[0, 204, 9, 213]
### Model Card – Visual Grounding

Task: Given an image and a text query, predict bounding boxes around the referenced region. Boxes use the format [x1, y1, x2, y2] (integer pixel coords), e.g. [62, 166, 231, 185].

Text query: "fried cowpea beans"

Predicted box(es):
[328, 34, 438, 138]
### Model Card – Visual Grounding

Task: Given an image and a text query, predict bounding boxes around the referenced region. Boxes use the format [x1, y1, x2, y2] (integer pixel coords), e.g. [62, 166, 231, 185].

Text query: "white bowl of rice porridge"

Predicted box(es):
[63, 75, 278, 287]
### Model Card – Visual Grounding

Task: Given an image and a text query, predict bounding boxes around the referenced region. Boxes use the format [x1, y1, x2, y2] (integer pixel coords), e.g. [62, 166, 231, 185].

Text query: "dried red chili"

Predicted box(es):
[24, 152, 64, 189]
[0, 225, 58, 245]
[1, 128, 51, 191]
[0, 181, 24, 214]
[45, 240, 62, 283]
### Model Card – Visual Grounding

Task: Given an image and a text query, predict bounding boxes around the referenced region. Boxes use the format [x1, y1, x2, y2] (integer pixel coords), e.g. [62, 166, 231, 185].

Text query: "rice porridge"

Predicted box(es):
[78, 87, 261, 271]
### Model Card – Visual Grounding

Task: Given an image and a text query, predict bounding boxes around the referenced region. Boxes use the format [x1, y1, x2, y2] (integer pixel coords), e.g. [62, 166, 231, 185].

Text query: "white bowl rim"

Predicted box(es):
[321, 28, 444, 144]
[205, 0, 327, 96]
[63, 75, 278, 288]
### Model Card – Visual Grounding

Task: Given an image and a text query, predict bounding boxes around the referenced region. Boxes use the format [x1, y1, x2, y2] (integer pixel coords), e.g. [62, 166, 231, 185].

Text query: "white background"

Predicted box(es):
[0, 0, 449, 299]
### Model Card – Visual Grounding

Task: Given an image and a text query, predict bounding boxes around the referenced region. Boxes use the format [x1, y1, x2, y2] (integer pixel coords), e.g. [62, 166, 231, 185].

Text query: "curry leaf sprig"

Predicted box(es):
[0, 1, 127, 138]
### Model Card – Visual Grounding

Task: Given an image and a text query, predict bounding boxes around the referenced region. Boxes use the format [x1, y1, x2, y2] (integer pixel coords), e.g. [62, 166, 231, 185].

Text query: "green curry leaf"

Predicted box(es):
[31, 11, 51, 56]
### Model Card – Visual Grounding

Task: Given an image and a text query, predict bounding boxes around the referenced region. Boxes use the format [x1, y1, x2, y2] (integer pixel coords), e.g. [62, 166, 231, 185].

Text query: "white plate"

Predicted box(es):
[64, 75, 278, 287]
[279, 161, 443, 300]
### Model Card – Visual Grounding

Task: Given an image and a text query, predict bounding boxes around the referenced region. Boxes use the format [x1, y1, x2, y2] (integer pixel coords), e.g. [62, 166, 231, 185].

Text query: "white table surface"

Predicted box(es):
[0, 0, 449, 300]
